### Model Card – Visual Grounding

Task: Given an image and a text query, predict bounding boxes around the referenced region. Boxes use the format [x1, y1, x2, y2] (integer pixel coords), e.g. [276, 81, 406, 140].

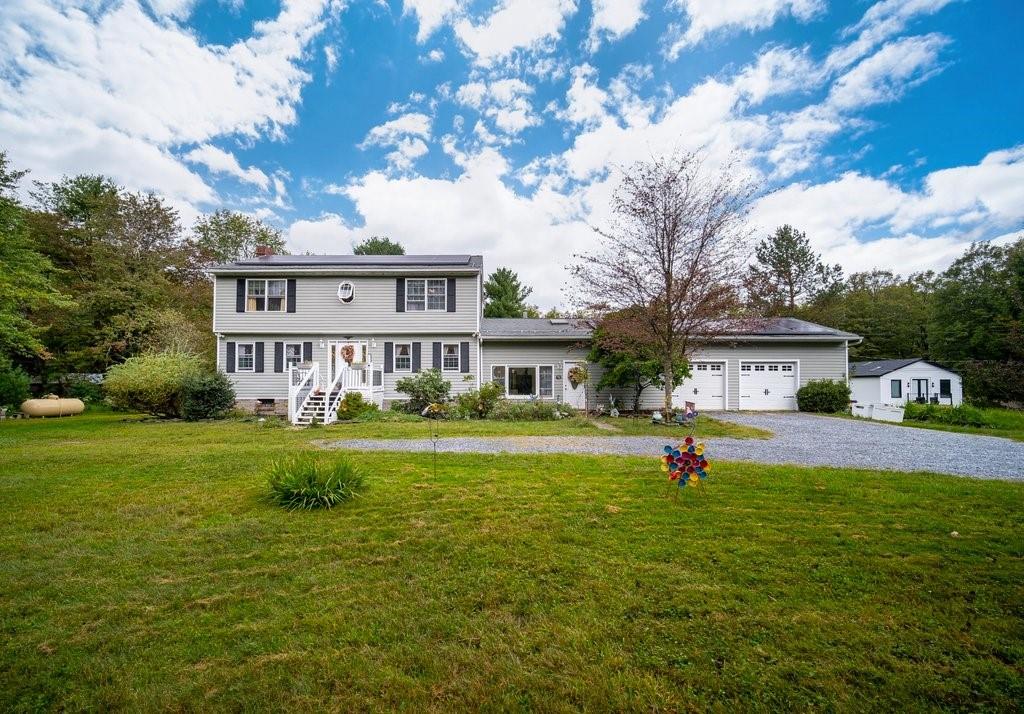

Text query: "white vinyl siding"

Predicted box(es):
[216, 275, 478, 333]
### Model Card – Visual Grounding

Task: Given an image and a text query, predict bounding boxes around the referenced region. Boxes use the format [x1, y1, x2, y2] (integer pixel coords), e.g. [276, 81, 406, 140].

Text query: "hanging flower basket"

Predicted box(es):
[341, 344, 355, 365]
[567, 364, 588, 389]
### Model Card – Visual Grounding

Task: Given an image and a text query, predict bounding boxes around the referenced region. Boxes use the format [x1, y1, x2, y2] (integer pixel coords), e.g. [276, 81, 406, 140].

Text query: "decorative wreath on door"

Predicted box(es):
[341, 344, 355, 364]
[567, 364, 588, 389]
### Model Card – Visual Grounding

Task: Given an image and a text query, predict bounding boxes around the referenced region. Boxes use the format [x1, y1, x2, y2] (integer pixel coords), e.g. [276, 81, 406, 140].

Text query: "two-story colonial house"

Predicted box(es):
[211, 251, 860, 423]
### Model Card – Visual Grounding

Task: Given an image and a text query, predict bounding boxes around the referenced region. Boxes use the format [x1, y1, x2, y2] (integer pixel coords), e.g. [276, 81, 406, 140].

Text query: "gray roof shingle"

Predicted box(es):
[210, 254, 482, 272]
[849, 358, 958, 377]
[481, 316, 859, 341]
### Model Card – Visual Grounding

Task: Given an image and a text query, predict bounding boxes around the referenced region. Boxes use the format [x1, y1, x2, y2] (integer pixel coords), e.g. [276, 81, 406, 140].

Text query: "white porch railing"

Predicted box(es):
[323, 365, 386, 423]
[288, 362, 319, 424]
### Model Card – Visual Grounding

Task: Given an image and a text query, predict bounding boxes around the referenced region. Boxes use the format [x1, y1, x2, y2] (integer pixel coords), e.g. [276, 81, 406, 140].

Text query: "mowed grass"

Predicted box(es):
[900, 406, 1024, 442]
[1, 412, 1022, 711]
[324, 414, 770, 440]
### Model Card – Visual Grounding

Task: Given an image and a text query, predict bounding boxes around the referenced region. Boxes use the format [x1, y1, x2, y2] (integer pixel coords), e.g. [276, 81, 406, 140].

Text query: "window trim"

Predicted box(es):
[236, 342, 256, 372]
[494, 363, 555, 399]
[441, 342, 461, 372]
[245, 278, 287, 313]
[405, 277, 448, 312]
[393, 342, 413, 372]
[890, 379, 902, 399]
[284, 342, 303, 370]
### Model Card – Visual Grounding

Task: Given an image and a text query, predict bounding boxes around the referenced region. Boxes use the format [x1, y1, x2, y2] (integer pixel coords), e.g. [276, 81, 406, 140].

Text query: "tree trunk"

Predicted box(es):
[663, 356, 674, 415]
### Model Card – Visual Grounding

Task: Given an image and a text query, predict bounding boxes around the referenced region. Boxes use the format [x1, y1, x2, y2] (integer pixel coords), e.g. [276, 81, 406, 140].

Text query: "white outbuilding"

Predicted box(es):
[849, 358, 963, 407]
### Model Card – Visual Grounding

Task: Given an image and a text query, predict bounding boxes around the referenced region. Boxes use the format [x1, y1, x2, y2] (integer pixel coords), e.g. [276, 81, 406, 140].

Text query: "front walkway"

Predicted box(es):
[319, 412, 1024, 481]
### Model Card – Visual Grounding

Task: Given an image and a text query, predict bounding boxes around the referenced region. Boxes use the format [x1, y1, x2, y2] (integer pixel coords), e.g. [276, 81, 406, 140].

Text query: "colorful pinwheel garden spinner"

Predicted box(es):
[660, 436, 711, 497]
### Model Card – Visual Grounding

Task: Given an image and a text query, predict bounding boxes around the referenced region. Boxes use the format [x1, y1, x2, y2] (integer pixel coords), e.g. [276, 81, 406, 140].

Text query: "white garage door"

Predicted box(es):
[673, 362, 726, 411]
[739, 362, 797, 410]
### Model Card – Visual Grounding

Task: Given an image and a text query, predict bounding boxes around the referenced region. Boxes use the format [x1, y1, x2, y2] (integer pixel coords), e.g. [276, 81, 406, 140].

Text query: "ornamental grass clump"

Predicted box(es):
[267, 453, 365, 510]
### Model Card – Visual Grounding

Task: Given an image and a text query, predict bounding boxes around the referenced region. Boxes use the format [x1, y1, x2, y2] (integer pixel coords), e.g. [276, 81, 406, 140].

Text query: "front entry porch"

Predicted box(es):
[287, 343, 384, 424]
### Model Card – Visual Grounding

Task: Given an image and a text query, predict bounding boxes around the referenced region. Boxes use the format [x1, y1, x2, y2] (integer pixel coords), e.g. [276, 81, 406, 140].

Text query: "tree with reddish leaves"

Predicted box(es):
[570, 152, 759, 414]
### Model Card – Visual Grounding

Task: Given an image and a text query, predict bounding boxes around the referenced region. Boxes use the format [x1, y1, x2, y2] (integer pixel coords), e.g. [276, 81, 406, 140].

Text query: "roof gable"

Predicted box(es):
[850, 358, 959, 377]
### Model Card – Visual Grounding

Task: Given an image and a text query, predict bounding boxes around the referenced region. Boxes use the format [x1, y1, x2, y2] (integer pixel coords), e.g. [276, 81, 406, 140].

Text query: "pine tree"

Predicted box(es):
[483, 267, 534, 318]
[744, 224, 842, 314]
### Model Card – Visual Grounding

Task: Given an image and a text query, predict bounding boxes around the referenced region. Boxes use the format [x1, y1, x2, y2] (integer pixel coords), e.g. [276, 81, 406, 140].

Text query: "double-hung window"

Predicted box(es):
[284, 343, 303, 369]
[394, 343, 412, 371]
[406, 278, 447, 311]
[442, 343, 460, 371]
[247, 279, 286, 312]
[539, 366, 553, 398]
[236, 343, 255, 372]
[491, 366, 506, 389]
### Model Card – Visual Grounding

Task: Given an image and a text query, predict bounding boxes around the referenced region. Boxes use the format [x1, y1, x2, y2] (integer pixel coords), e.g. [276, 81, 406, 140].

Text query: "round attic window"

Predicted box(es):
[337, 281, 354, 303]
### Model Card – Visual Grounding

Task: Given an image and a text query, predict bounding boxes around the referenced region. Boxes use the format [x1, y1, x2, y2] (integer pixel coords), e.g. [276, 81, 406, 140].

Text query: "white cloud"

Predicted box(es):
[184, 144, 271, 190]
[455, 77, 540, 136]
[324, 44, 339, 73]
[827, 0, 955, 72]
[287, 212, 353, 251]
[558, 64, 610, 126]
[421, 48, 445, 63]
[403, 0, 463, 42]
[664, 0, 824, 58]
[827, 33, 948, 110]
[454, 0, 578, 66]
[359, 112, 432, 170]
[0, 0, 337, 208]
[588, 0, 646, 51]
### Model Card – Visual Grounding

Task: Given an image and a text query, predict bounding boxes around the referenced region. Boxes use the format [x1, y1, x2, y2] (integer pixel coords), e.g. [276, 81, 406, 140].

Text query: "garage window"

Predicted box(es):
[890, 379, 902, 398]
[710, 364, 722, 371]
[741, 364, 751, 372]
[781, 364, 793, 372]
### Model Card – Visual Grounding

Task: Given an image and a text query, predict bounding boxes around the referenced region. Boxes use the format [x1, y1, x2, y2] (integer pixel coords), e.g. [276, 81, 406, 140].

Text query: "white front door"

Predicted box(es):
[739, 362, 797, 410]
[674, 362, 726, 410]
[562, 361, 587, 409]
[328, 340, 368, 385]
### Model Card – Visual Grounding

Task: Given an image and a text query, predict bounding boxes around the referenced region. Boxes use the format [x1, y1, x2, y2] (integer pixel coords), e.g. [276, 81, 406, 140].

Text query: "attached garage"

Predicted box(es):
[738, 361, 798, 410]
[673, 361, 726, 410]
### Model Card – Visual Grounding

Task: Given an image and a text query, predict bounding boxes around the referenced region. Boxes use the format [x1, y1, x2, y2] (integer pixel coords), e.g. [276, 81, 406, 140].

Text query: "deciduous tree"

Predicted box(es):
[353, 236, 404, 255]
[192, 210, 285, 263]
[570, 152, 758, 413]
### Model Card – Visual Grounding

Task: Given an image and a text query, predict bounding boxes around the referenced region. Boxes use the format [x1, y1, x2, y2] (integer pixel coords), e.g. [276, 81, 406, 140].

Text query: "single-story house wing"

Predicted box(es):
[849, 358, 962, 406]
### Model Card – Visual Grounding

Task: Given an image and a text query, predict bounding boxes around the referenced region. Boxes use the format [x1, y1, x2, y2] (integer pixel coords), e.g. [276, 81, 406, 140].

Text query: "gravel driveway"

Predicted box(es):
[319, 413, 1024, 481]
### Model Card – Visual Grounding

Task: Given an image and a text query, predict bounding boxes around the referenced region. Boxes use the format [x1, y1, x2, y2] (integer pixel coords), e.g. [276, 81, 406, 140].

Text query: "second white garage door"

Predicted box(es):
[739, 362, 798, 410]
[673, 362, 726, 411]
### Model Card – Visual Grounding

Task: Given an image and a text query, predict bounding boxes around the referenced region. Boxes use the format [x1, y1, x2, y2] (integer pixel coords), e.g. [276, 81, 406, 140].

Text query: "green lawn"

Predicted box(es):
[843, 406, 1024, 442]
[1, 412, 1022, 711]
[321, 413, 771, 439]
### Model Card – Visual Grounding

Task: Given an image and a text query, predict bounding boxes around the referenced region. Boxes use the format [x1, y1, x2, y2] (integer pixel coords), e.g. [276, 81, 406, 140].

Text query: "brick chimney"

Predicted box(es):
[255, 245, 274, 257]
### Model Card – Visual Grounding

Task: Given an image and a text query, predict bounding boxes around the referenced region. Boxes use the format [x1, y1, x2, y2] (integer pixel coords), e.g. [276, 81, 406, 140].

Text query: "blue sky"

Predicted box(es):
[1, 0, 1022, 307]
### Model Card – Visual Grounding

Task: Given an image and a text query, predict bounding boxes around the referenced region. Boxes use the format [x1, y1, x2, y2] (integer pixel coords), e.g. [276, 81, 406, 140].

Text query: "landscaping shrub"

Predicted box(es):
[0, 360, 31, 410]
[796, 379, 850, 413]
[489, 399, 576, 421]
[456, 382, 504, 419]
[103, 352, 203, 417]
[267, 453, 365, 510]
[64, 377, 104, 403]
[334, 391, 378, 420]
[903, 402, 994, 428]
[180, 371, 236, 420]
[395, 369, 451, 413]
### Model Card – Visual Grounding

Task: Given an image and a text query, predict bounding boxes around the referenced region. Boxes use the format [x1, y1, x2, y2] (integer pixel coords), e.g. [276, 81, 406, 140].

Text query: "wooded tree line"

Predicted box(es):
[744, 224, 1024, 403]
[0, 152, 286, 385]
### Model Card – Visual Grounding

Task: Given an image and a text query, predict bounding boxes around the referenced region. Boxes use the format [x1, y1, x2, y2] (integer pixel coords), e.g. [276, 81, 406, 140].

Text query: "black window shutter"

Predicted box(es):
[302, 341, 312, 362]
[384, 342, 394, 373]
[447, 278, 456, 312]
[460, 341, 470, 373]
[255, 342, 264, 373]
[235, 279, 245, 312]
[226, 342, 236, 373]
[432, 342, 442, 370]
[274, 342, 283, 373]
[286, 279, 296, 313]
[412, 342, 421, 372]
[396, 278, 405, 312]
